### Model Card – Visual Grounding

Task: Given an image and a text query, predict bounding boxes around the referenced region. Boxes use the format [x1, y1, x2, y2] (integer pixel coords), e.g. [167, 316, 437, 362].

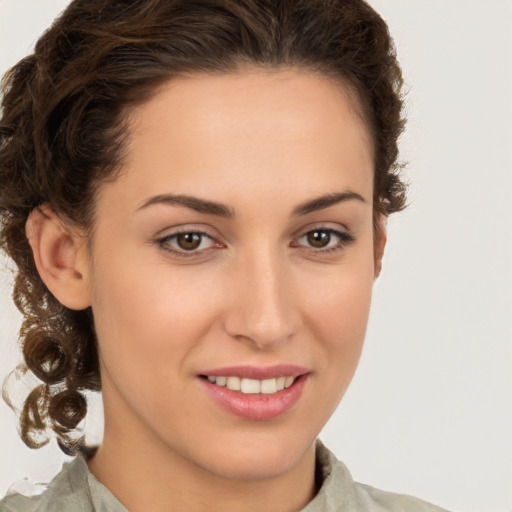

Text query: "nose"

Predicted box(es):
[223, 248, 299, 349]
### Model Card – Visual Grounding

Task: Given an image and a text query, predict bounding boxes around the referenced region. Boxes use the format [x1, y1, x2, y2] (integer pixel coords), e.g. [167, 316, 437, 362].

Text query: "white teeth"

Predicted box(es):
[241, 378, 260, 394]
[226, 376, 241, 391]
[260, 378, 277, 394]
[206, 375, 296, 394]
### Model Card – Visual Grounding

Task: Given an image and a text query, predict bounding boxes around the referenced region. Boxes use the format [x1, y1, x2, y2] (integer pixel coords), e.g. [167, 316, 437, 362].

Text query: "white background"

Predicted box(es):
[0, 1, 511, 511]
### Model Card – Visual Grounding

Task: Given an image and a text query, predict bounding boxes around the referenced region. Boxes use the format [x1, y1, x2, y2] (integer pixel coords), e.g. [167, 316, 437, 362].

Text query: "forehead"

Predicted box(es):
[128, 67, 372, 152]
[101, 68, 374, 214]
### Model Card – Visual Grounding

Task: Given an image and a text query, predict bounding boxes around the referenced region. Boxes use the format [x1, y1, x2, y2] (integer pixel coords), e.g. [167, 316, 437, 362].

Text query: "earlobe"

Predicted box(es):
[26, 204, 91, 310]
[374, 214, 388, 279]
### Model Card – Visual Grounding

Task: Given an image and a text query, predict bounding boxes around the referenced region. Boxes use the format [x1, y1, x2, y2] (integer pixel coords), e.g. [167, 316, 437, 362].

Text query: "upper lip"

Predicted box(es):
[198, 365, 309, 380]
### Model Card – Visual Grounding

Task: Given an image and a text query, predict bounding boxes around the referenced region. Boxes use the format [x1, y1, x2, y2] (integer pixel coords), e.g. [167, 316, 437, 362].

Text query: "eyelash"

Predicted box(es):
[157, 230, 218, 258]
[292, 228, 355, 254]
[156, 227, 355, 258]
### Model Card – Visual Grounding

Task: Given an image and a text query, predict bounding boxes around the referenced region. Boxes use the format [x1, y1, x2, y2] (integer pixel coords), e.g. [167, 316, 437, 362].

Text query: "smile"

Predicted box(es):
[204, 375, 295, 394]
[198, 365, 309, 420]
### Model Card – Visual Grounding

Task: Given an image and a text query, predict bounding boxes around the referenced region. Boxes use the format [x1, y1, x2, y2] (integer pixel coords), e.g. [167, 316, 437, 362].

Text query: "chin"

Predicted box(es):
[192, 430, 316, 481]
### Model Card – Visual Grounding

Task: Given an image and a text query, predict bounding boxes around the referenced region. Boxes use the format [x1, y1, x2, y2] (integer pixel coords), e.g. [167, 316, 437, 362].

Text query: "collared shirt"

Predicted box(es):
[0, 441, 450, 511]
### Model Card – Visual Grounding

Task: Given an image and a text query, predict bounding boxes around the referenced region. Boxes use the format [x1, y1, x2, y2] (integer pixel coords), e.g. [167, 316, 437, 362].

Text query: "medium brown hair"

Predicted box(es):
[0, 0, 406, 455]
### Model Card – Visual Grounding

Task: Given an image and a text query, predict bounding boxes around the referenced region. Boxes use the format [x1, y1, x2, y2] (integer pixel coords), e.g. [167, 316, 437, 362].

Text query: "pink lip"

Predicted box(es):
[198, 364, 309, 380]
[198, 365, 309, 421]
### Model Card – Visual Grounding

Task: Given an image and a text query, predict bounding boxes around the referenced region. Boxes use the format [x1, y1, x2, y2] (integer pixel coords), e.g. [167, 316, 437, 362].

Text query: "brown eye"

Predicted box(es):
[176, 232, 202, 250]
[295, 228, 355, 253]
[306, 230, 331, 248]
[159, 230, 218, 256]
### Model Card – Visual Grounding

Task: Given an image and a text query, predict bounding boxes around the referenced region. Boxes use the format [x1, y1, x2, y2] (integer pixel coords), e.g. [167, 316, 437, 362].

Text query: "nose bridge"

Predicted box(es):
[225, 244, 297, 348]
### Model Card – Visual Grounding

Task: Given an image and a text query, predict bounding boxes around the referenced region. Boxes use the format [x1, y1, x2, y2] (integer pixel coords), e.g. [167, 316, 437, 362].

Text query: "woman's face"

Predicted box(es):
[85, 67, 377, 480]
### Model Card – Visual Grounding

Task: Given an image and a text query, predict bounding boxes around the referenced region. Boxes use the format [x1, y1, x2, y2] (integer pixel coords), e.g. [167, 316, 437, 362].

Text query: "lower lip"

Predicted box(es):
[200, 375, 308, 421]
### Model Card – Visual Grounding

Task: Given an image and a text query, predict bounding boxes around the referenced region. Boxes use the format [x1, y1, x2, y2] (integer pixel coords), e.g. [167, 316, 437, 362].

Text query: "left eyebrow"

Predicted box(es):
[292, 191, 366, 216]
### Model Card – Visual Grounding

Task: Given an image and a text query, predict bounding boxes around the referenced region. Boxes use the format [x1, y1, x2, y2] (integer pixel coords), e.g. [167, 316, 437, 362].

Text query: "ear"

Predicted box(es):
[373, 214, 387, 279]
[25, 204, 91, 310]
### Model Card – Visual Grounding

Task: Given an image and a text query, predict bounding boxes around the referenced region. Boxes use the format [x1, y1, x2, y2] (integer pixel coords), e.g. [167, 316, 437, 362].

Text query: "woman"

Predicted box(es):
[0, 0, 450, 510]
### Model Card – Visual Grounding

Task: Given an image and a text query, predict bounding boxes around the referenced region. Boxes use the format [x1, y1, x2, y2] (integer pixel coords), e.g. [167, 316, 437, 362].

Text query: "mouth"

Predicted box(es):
[198, 365, 309, 420]
[199, 375, 296, 395]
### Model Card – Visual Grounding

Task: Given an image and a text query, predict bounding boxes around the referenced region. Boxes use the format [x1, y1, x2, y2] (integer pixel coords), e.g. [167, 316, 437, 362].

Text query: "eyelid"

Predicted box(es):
[154, 222, 218, 239]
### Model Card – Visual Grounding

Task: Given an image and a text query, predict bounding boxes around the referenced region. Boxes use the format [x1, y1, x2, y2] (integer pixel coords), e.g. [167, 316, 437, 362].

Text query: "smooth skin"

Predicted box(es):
[27, 66, 385, 512]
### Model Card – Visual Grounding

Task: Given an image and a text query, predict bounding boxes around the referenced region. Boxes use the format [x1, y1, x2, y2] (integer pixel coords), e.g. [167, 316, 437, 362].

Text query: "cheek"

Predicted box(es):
[88, 249, 222, 394]
[303, 256, 374, 341]
[300, 250, 375, 379]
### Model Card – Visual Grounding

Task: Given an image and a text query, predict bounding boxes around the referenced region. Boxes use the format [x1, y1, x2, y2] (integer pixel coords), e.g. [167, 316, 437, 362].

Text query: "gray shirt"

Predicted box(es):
[0, 442, 450, 511]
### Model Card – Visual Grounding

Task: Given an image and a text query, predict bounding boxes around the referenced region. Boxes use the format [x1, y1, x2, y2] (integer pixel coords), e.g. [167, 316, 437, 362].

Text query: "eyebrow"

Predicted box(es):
[292, 191, 366, 216]
[136, 190, 365, 217]
[137, 194, 234, 217]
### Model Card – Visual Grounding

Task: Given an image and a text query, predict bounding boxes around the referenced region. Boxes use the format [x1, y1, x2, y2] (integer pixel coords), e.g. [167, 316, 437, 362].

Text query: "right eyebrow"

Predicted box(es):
[136, 193, 234, 218]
